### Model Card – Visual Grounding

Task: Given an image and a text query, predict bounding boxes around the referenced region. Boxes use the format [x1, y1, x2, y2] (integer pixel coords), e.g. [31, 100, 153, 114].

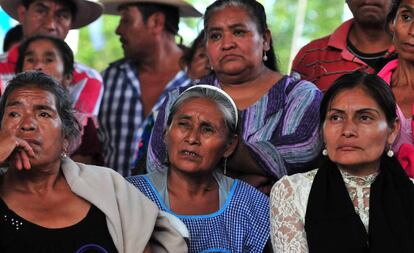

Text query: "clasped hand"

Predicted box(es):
[0, 129, 35, 170]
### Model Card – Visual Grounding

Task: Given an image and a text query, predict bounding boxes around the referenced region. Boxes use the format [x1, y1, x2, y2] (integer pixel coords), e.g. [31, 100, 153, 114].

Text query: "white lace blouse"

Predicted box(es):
[269, 168, 380, 253]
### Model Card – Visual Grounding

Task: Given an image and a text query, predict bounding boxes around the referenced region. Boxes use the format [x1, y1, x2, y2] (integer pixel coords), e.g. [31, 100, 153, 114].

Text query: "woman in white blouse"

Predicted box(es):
[270, 70, 414, 253]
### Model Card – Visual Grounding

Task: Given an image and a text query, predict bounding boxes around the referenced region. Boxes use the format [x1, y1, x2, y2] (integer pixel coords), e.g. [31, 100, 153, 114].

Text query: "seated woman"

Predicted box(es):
[0, 72, 186, 252]
[377, 0, 414, 177]
[145, 0, 322, 194]
[128, 85, 270, 252]
[270, 71, 414, 253]
[15, 35, 102, 165]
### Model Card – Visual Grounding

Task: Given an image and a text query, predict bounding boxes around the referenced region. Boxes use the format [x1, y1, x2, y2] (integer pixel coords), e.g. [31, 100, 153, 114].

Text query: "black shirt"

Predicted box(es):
[0, 198, 117, 253]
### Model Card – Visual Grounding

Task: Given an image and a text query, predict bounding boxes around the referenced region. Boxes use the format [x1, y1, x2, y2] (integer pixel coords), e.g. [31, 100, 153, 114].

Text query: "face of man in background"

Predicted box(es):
[17, 0, 73, 39]
[346, 0, 392, 27]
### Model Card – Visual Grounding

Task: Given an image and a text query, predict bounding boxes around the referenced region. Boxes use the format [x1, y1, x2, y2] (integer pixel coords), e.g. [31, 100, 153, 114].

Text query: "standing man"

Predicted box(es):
[292, 0, 395, 92]
[99, 0, 201, 175]
[0, 0, 103, 121]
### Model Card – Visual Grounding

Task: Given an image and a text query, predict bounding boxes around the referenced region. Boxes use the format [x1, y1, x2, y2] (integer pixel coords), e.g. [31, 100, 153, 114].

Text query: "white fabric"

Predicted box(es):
[61, 157, 187, 253]
[269, 169, 384, 253]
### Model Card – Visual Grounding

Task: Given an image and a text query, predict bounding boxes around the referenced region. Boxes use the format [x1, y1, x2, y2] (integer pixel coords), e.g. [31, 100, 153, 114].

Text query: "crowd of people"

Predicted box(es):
[0, 0, 413, 252]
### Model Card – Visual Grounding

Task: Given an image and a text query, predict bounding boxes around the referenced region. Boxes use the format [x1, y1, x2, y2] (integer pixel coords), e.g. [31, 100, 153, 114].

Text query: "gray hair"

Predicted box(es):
[166, 85, 239, 138]
[0, 72, 81, 150]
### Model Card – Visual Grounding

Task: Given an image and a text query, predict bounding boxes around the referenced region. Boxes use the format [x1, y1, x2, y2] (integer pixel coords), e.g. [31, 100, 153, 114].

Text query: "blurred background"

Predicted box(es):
[0, 0, 352, 73]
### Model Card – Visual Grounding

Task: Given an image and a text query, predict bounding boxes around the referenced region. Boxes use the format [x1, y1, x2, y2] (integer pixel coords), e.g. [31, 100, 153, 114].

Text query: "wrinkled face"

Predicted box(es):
[187, 46, 211, 80]
[22, 39, 69, 85]
[390, 0, 414, 62]
[18, 0, 72, 39]
[323, 87, 398, 171]
[205, 6, 268, 80]
[116, 5, 153, 60]
[165, 98, 236, 174]
[346, 0, 392, 26]
[1, 87, 66, 168]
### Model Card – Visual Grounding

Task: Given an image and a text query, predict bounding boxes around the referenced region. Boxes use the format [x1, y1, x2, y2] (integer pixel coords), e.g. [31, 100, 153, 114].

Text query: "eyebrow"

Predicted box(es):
[175, 114, 219, 127]
[328, 108, 381, 115]
[208, 23, 246, 32]
[399, 4, 414, 13]
[6, 101, 56, 112]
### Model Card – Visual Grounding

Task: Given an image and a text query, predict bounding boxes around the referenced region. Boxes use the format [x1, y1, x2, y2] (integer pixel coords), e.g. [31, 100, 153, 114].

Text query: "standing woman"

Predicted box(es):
[378, 0, 414, 176]
[146, 0, 322, 193]
[270, 71, 414, 253]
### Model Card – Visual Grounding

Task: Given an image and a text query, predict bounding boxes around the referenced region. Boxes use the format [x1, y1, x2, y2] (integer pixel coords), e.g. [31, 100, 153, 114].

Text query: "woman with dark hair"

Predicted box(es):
[146, 0, 322, 194]
[376, 0, 414, 177]
[0, 72, 186, 252]
[15, 35, 102, 165]
[270, 71, 414, 253]
[129, 85, 270, 252]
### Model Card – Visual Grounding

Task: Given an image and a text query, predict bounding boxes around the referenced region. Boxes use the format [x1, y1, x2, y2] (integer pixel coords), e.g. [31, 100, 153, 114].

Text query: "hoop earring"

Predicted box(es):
[322, 148, 328, 156]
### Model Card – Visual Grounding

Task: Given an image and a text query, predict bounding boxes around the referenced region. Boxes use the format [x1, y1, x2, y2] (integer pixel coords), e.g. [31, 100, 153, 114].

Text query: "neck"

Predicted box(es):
[337, 161, 380, 177]
[167, 168, 217, 197]
[348, 22, 392, 53]
[133, 35, 183, 73]
[393, 59, 414, 88]
[2, 161, 62, 194]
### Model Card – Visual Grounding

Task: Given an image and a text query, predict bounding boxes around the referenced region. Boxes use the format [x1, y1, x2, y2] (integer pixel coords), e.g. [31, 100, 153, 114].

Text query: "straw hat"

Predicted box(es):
[100, 0, 201, 17]
[0, 0, 104, 29]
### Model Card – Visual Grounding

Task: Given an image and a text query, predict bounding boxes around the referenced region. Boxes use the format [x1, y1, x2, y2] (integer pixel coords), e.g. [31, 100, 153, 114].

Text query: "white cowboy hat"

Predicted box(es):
[0, 0, 103, 29]
[100, 0, 201, 17]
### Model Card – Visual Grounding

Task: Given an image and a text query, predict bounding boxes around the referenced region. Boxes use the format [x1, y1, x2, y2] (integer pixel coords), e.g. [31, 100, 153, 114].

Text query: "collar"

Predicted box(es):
[328, 19, 395, 63]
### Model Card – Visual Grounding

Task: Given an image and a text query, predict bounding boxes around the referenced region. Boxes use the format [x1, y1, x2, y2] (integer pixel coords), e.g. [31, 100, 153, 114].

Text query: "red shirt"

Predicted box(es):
[291, 19, 395, 92]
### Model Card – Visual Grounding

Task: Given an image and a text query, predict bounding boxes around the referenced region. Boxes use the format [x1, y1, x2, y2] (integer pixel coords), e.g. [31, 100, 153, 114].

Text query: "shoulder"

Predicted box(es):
[280, 75, 321, 97]
[74, 61, 102, 81]
[103, 58, 128, 73]
[271, 169, 317, 202]
[233, 180, 269, 210]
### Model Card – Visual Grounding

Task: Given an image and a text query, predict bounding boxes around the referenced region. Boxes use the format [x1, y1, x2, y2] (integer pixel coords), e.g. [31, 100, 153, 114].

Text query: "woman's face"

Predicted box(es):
[1, 86, 66, 168]
[391, 0, 414, 62]
[165, 98, 236, 174]
[205, 6, 269, 81]
[22, 39, 70, 86]
[323, 87, 399, 172]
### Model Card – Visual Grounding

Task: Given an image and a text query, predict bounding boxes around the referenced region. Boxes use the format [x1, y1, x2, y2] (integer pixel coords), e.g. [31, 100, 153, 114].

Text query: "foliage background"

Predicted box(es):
[76, 0, 347, 73]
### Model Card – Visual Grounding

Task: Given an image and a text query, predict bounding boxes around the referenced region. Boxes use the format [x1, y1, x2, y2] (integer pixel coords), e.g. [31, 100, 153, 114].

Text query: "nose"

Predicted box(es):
[42, 12, 57, 32]
[221, 33, 236, 50]
[115, 23, 123, 36]
[342, 118, 357, 138]
[185, 127, 200, 145]
[33, 61, 43, 71]
[19, 115, 36, 132]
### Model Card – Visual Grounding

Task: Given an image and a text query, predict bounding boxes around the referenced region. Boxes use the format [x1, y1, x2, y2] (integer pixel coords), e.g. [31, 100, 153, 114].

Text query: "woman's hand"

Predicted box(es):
[0, 129, 35, 170]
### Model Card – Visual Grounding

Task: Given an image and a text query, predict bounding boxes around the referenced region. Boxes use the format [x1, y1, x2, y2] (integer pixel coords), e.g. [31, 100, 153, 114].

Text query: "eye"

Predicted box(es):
[39, 111, 51, 118]
[401, 13, 413, 22]
[359, 114, 373, 122]
[328, 113, 343, 122]
[208, 32, 222, 41]
[35, 6, 47, 15]
[176, 120, 190, 129]
[8, 111, 19, 118]
[233, 29, 246, 36]
[24, 57, 35, 64]
[45, 57, 55, 63]
[201, 125, 215, 134]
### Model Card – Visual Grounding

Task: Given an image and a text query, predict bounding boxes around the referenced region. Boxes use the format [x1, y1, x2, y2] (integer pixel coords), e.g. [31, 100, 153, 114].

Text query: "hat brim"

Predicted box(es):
[0, 0, 103, 29]
[100, 0, 201, 18]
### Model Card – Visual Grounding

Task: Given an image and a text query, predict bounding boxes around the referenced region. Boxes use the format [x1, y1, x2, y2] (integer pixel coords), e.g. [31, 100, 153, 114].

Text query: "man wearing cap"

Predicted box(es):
[98, 0, 201, 176]
[0, 0, 104, 122]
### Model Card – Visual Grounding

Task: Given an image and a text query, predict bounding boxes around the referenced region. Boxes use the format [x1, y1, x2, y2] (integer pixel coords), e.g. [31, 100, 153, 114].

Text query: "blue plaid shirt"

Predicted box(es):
[98, 59, 191, 176]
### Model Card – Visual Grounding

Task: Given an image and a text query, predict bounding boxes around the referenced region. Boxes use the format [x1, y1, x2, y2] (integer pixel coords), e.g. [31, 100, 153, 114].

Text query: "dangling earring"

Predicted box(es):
[322, 148, 328, 156]
[223, 157, 228, 175]
[263, 50, 268, 61]
[387, 148, 394, 157]
[60, 152, 68, 159]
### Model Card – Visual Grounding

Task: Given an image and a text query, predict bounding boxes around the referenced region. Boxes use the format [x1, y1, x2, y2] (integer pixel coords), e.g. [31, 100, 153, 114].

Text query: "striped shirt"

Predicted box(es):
[147, 74, 323, 179]
[0, 45, 103, 121]
[98, 59, 191, 176]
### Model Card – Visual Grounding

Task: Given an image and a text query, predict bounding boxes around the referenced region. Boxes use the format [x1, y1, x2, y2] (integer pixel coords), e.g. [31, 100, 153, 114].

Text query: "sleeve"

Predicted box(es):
[270, 177, 308, 253]
[245, 80, 323, 178]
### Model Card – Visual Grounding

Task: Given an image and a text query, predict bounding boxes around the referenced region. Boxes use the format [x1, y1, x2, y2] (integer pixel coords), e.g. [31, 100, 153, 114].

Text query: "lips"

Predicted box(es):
[400, 43, 414, 53]
[221, 54, 241, 62]
[337, 145, 361, 151]
[179, 149, 201, 159]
